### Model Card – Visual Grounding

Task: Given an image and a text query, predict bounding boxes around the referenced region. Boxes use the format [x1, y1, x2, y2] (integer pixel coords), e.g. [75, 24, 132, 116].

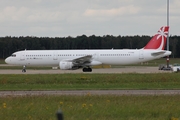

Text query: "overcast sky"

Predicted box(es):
[0, 0, 179, 37]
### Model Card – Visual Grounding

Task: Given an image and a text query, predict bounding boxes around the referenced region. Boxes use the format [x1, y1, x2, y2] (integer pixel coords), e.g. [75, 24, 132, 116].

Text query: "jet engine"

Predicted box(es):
[59, 61, 74, 70]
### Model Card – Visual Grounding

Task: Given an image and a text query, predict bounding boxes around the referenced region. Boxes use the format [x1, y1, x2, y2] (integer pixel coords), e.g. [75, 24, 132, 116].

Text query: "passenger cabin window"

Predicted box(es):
[11, 54, 16, 57]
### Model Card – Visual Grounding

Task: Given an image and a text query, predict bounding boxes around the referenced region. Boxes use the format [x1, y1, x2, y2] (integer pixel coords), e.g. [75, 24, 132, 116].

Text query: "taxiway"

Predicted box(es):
[0, 67, 171, 74]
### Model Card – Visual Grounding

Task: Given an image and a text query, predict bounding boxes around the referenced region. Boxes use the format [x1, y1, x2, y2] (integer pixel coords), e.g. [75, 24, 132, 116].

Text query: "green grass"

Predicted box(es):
[0, 95, 180, 120]
[1, 63, 180, 119]
[1, 58, 180, 120]
[1, 73, 180, 90]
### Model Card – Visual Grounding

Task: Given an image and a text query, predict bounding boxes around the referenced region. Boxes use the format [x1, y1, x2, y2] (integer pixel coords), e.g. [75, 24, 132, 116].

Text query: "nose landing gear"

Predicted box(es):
[22, 65, 26, 72]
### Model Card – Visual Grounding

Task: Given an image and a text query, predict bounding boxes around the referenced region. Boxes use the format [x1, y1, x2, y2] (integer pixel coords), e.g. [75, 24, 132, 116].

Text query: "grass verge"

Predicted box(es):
[0, 73, 180, 90]
[0, 95, 180, 120]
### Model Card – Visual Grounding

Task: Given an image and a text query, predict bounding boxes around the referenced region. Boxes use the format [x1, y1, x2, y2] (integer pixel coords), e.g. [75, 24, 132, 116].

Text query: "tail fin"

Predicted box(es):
[144, 26, 169, 50]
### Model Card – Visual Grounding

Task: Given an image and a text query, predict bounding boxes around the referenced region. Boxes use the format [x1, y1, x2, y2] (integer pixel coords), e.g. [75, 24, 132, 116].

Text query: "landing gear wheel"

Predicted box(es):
[22, 65, 26, 73]
[82, 67, 92, 72]
[22, 69, 26, 72]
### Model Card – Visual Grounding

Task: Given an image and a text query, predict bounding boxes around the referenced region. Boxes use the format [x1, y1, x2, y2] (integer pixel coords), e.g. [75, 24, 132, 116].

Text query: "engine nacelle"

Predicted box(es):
[59, 61, 74, 70]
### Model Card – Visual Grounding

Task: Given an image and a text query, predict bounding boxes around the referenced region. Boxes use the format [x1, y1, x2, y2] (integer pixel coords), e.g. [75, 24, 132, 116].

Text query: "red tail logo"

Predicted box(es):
[144, 26, 169, 50]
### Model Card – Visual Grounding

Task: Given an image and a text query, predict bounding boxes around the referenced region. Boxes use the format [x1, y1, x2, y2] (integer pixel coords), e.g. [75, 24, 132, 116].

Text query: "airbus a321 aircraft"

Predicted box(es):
[5, 26, 171, 72]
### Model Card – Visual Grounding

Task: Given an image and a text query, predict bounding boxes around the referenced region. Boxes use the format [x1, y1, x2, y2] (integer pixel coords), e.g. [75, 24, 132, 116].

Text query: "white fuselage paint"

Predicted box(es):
[5, 49, 171, 66]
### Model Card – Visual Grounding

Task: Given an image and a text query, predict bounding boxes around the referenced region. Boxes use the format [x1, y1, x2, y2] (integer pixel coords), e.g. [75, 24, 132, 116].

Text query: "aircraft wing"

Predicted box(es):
[151, 51, 166, 56]
[73, 55, 92, 64]
[65, 55, 93, 66]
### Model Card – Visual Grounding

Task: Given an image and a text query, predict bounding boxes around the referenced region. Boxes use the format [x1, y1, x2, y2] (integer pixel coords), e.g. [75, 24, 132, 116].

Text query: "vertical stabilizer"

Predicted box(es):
[144, 26, 169, 50]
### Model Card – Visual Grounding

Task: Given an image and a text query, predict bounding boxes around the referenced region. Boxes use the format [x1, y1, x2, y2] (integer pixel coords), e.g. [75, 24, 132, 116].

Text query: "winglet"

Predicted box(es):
[144, 26, 169, 50]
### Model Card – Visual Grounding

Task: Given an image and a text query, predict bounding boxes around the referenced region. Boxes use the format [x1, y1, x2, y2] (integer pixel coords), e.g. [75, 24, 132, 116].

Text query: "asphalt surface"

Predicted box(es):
[0, 67, 172, 74]
[0, 90, 180, 97]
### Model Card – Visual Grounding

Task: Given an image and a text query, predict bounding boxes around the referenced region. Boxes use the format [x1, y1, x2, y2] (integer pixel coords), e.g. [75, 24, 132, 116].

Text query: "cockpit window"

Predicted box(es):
[11, 54, 16, 57]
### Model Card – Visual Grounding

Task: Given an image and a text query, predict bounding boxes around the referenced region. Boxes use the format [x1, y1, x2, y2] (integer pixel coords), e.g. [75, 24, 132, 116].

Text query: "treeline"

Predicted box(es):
[0, 35, 179, 58]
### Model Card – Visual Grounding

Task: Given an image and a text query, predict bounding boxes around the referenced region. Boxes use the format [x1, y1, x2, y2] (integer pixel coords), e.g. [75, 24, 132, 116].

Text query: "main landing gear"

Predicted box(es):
[22, 65, 26, 72]
[82, 67, 92, 72]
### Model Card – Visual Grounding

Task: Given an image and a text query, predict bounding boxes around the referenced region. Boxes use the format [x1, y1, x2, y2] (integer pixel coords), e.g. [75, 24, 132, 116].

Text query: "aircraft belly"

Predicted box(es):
[99, 56, 137, 65]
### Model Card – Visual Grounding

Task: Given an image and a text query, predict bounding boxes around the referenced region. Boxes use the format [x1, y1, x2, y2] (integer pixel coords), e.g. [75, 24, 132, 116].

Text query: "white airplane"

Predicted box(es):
[5, 26, 171, 72]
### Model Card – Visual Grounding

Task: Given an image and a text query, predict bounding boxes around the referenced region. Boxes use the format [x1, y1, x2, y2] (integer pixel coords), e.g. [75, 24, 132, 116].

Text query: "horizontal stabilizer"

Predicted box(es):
[151, 51, 166, 56]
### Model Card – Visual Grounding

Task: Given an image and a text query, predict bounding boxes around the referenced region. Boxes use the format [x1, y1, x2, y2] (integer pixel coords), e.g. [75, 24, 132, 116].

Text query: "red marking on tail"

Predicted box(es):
[144, 26, 169, 50]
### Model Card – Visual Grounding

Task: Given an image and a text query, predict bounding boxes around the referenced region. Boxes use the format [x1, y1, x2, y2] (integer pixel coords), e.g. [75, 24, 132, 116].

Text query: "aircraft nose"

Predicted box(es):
[5, 57, 10, 64]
